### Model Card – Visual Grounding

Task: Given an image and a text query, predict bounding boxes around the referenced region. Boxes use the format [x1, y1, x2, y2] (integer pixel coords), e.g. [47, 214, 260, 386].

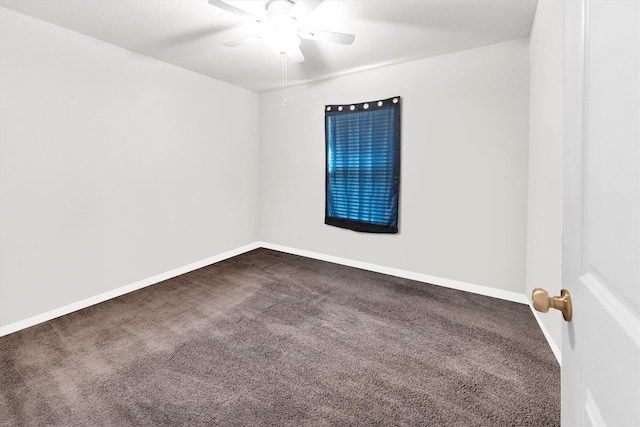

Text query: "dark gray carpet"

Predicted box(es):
[0, 248, 560, 426]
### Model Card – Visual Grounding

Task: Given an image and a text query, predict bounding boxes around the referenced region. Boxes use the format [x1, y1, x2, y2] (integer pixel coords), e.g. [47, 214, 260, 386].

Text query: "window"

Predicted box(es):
[325, 96, 401, 233]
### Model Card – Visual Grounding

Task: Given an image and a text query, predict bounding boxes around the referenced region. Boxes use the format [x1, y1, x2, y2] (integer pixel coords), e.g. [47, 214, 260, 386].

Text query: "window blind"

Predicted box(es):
[325, 97, 401, 233]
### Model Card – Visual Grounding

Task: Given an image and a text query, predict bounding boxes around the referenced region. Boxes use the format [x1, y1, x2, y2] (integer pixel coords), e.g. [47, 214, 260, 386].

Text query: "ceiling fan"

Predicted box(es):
[208, 0, 356, 63]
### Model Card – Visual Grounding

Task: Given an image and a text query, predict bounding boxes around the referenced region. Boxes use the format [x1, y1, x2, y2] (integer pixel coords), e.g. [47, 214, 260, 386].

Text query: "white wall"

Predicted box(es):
[0, 8, 260, 328]
[526, 0, 564, 357]
[259, 39, 530, 293]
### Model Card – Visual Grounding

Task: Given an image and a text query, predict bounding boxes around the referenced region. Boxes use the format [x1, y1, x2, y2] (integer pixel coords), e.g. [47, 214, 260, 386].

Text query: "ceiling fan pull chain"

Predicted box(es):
[281, 54, 288, 107]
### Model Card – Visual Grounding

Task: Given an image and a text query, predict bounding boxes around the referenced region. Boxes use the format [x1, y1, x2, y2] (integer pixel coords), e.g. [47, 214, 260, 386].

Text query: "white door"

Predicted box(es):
[563, 0, 640, 425]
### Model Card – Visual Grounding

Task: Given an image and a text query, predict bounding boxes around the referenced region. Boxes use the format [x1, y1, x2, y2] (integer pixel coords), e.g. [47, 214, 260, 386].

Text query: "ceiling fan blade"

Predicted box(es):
[289, 0, 324, 19]
[298, 29, 355, 45]
[287, 47, 305, 63]
[224, 34, 262, 47]
[208, 0, 263, 22]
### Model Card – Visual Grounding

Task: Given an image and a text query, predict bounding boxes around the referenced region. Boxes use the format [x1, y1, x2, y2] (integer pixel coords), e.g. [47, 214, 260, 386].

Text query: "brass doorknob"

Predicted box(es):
[532, 288, 572, 321]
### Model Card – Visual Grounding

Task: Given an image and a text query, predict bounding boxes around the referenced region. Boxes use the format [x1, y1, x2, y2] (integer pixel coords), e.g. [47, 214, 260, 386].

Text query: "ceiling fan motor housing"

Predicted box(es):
[268, 0, 296, 26]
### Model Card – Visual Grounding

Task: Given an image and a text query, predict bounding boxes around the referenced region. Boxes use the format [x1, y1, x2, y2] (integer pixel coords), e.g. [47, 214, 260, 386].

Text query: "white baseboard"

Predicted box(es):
[258, 242, 529, 305]
[528, 305, 562, 366]
[0, 242, 261, 337]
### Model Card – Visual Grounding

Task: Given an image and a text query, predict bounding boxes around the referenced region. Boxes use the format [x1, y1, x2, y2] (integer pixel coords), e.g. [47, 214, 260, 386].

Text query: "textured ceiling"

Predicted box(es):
[0, 0, 538, 93]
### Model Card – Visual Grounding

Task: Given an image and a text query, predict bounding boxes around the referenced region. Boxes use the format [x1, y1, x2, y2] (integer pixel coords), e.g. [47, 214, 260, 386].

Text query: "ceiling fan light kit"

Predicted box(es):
[266, 29, 301, 56]
[264, 0, 300, 55]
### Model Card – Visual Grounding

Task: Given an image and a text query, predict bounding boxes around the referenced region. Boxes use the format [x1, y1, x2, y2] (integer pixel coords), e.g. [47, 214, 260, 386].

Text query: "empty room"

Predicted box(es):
[0, 0, 638, 425]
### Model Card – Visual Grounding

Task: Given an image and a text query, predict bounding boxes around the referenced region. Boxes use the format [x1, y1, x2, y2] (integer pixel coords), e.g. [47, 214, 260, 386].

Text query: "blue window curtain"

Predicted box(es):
[325, 96, 401, 233]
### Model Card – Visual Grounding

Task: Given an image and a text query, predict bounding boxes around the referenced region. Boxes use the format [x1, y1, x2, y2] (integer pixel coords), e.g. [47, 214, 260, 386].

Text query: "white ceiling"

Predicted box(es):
[0, 0, 538, 93]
